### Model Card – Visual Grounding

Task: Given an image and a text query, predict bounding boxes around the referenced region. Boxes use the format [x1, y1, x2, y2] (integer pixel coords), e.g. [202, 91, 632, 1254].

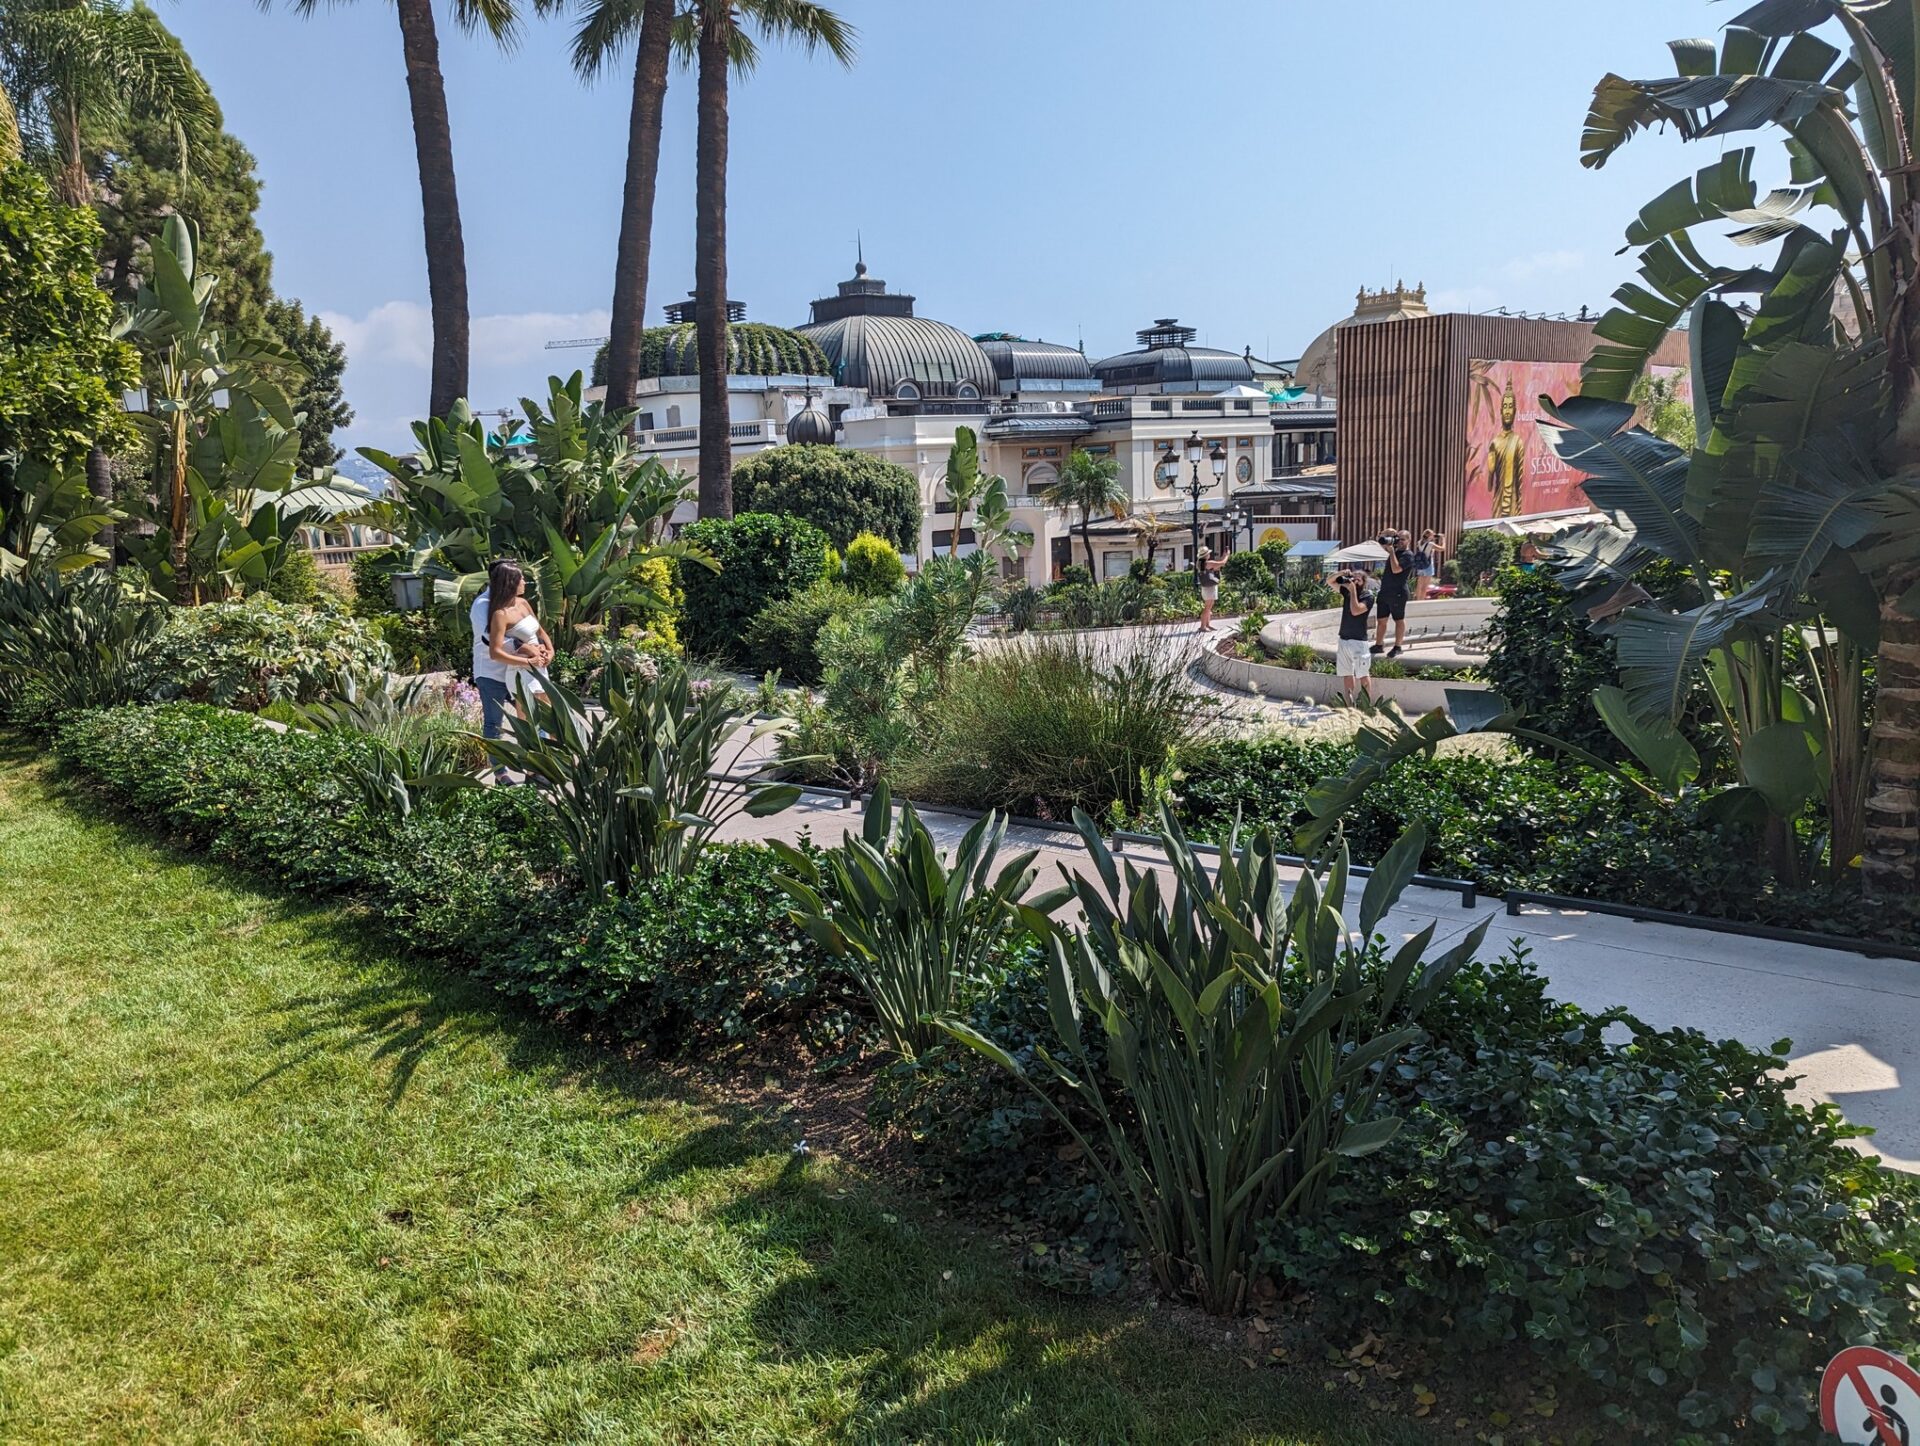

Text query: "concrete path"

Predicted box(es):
[714, 788, 1920, 1170]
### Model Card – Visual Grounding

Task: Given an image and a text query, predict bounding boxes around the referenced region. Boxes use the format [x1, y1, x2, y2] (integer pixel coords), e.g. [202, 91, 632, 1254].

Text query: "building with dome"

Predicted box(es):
[1293, 282, 1430, 397]
[1090, 319, 1257, 395]
[795, 261, 998, 406]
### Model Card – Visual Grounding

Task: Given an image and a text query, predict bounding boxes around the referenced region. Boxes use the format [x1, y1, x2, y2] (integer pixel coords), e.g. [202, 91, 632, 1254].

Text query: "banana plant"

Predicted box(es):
[0, 456, 116, 577]
[1562, 0, 1920, 887]
[942, 803, 1487, 1315]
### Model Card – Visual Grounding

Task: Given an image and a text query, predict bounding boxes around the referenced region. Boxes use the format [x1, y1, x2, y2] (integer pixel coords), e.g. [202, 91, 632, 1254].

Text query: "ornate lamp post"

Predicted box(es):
[1183, 430, 1228, 574]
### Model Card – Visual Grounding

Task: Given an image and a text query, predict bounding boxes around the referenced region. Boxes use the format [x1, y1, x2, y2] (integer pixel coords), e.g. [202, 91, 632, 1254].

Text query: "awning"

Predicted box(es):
[1326, 540, 1390, 564]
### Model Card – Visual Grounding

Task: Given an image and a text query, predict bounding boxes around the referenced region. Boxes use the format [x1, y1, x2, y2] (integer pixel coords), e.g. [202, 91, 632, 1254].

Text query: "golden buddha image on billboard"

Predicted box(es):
[1463, 358, 1690, 522]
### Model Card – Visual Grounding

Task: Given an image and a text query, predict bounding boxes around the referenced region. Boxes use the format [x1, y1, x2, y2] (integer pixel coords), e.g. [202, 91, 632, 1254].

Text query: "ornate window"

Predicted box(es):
[956, 382, 979, 400]
[896, 382, 921, 401]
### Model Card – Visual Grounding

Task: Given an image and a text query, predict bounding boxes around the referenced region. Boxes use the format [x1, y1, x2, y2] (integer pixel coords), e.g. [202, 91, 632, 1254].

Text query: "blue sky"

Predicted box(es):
[162, 0, 1743, 455]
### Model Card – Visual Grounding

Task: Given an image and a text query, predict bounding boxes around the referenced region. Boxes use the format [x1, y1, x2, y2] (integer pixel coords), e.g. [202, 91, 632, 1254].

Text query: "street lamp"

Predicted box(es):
[1182, 429, 1227, 575]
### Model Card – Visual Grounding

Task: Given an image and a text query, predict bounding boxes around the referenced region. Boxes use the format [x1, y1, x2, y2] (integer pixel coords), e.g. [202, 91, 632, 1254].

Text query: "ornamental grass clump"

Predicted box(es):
[0, 570, 166, 726]
[943, 807, 1488, 1315]
[484, 660, 799, 898]
[773, 785, 1068, 1058]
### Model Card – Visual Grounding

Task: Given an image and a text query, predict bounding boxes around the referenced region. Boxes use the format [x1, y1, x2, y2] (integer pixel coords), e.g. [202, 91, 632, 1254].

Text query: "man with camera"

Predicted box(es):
[1372, 528, 1415, 656]
[1333, 566, 1374, 701]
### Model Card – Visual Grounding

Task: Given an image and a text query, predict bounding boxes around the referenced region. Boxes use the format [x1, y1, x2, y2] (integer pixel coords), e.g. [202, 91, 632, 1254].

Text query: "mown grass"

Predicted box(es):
[0, 741, 1422, 1445]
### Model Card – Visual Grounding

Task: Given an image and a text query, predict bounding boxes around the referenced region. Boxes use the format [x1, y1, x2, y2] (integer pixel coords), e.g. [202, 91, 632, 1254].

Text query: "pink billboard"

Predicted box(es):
[1462, 359, 1588, 522]
[1462, 358, 1690, 522]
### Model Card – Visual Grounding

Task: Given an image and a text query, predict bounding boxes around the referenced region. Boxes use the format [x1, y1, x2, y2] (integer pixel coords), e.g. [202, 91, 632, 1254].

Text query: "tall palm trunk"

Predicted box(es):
[396, 0, 470, 419]
[1865, 569, 1920, 893]
[1080, 511, 1095, 575]
[694, 9, 731, 518]
[602, 0, 673, 430]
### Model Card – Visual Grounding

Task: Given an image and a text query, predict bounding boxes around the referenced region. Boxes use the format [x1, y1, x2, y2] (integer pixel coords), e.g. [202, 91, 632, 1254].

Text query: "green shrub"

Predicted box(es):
[776, 788, 1062, 1058]
[1051, 564, 1094, 592]
[1481, 567, 1623, 756]
[730, 444, 919, 550]
[1369, 656, 1408, 679]
[349, 544, 407, 617]
[742, 580, 866, 684]
[679, 512, 831, 661]
[945, 815, 1487, 1315]
[1255, 536, 1292, 578]
[367, 609, 469, 674]
[1263, 946, 1920, 1440]
[264, 545, 322, 604]
[1219, 551, 1266, 592]
[896, 633, 1226, 820]
[1000, 583, 1043, 633]
[839, 530, 906, 597]
[498, 843, 840, 1046]
[1452, 529, 1513, 588]
[1275, 642, 1317, 671]
[0, 571, 167, 728]
[147, 596, 392, 710]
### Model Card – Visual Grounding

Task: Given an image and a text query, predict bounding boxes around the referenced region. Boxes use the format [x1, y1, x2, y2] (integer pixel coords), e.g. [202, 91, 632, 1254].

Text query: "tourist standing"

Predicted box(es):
[1412, 528, 1443, 599]
[1334, 567, 1374, 702]
[1372, 529, 1414, 656]
[1196, 548, 1223, 633]
[470, 557, 553, 742]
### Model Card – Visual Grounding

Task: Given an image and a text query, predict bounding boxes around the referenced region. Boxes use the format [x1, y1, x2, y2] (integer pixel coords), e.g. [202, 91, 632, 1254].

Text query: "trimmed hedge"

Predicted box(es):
[679, 512, 832, 662]
[50, 704, 832, 1048]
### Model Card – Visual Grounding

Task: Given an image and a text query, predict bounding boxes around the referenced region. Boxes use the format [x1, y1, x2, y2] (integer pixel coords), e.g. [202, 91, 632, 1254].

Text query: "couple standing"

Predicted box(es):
[469, 558, 553, 740]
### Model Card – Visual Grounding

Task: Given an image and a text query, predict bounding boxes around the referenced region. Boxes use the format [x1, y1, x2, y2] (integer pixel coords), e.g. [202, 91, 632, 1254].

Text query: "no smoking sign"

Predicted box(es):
[1822, 1347, 1920, 1445]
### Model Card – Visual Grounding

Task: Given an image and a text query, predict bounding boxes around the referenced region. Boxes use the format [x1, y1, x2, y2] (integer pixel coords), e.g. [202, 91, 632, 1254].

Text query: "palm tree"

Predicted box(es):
[680, 0, 852, 518]
[1123, 509, 1180, 573]
[0, 0, 214, 206]
[569, 0, 674, 431]
[1042, 448, 1128, 577]
[277, 0, 526, 420]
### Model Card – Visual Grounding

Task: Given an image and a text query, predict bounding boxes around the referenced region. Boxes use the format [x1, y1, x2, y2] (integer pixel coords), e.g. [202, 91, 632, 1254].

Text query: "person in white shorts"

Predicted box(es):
[1333, 566, 1374, 702]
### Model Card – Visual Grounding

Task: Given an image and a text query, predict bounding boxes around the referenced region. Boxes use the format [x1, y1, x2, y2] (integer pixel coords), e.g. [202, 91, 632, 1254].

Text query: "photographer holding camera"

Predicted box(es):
[1372, 528, 1415, 656]
[1333, 565, 1374, 701]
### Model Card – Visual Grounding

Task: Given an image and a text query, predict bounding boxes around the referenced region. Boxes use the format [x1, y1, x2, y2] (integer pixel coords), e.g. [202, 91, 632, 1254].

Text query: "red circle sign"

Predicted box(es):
[1822, 1347, 1920, 1444]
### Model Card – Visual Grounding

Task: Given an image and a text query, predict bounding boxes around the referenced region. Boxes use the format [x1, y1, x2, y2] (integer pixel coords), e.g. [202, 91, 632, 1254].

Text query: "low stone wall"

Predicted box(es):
[1198, 641, 1488, 714]
[1260, 597, 1498, 669]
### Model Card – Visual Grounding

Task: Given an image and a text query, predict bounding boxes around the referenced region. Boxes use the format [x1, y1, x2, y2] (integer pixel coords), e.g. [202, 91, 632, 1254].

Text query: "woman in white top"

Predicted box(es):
[470, 558, 553, 740]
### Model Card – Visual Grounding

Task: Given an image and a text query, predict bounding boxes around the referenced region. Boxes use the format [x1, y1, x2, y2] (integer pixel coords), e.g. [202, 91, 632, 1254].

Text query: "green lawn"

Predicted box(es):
[0, 743, 1420, 1445]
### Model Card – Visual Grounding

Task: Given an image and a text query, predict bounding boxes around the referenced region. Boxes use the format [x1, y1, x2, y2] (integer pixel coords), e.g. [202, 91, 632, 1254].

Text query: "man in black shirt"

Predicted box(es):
[1334, 568, 1374, 701]
[1372, 528, 1415, 656]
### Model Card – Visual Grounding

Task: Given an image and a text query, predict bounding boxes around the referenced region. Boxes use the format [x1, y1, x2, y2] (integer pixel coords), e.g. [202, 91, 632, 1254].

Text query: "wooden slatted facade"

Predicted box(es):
[1333, 315, 1688, 547]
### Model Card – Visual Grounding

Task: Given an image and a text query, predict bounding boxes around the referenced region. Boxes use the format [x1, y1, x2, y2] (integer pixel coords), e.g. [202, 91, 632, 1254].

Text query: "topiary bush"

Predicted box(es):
[730, 445, 920, 551]
[679, 512, 832, 662]
[146, 596, 392, 710]
[1451, 529, 1514, 589]
[1219, 550, 1267, 593]
[840, 530, 906, 597]
[1480, 566, 1622, 757]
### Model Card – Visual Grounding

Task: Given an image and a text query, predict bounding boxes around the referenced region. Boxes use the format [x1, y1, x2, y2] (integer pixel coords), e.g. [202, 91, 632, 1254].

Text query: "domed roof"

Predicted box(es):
[1295, 282, 1430, 396]
[1090, 319, 1255, 392]
[593, 321, 830, 385]
[795, 262, 996, 401]
[785, 394, 835, 446]
[976, 335, 1095, 384]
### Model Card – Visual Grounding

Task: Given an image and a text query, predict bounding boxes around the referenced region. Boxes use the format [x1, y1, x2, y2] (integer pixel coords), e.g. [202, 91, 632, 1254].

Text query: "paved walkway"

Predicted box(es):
[714, 787, 1920, 1170]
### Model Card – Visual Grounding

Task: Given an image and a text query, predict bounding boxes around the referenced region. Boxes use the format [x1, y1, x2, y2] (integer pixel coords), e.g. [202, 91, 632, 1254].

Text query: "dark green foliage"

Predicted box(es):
[729, 446, 920, 551]
[264, 544, 322, 604]
[896, 634, 1225, 821]
[1451, 529, 1513, 587]
[1481, 567, 1622, 756]
[679, 512, 832, 661]
[367, 610, 469, 675]
[1051, 564, 1094, 592]
[1263, 948, 1920, 1441]
[0, 571, 166, 727]
[496, 844, 838, 1047]
[742, 580, 865, 684]
[1177, 735, 1920, 944]
[1255, 537, 1292, 577]
[264, 299, 352, 471]
[1219, 551, 1266, 591]
[0, 164, 138, 464]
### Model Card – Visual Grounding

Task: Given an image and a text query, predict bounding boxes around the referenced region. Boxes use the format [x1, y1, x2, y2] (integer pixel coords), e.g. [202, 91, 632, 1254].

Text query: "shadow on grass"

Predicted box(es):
[4, 737, 1411, 1446]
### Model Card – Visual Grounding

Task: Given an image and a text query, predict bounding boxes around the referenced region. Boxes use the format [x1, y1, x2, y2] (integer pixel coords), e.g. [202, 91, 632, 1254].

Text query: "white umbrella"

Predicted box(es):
[1325, 540, 1389, 564]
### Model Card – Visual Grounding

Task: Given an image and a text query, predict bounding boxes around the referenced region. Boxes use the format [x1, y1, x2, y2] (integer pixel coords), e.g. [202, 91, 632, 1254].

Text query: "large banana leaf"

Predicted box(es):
[1613, 586, 1777, 722]
[1540, 396, 1701, 568]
